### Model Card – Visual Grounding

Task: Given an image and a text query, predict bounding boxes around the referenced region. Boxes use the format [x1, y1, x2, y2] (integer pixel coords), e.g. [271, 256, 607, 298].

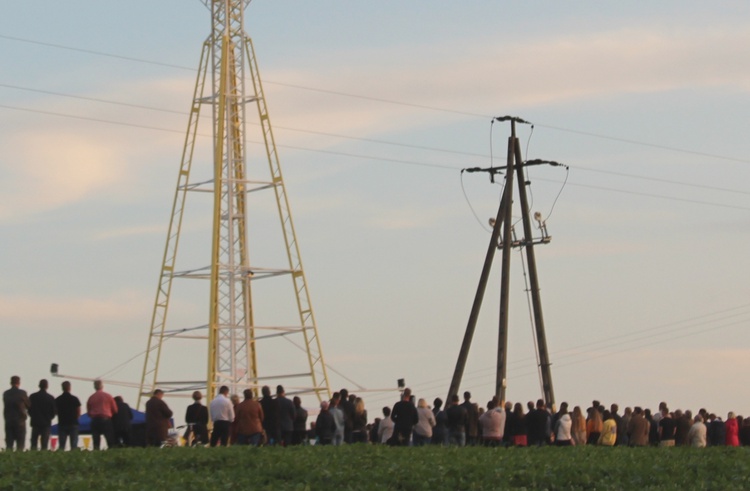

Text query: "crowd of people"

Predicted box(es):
[2, 376, 141, 451]
[4, 374, 749, 450]
[364, 393, 750, 449]
[309, 390, 750, 449]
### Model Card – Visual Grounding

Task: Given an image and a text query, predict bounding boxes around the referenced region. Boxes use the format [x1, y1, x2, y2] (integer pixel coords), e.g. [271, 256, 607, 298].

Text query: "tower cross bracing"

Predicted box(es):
[138, 0, 330, 407]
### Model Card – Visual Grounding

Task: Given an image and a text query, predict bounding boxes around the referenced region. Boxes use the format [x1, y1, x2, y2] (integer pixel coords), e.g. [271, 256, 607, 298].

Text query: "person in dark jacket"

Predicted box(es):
[508, 403, 528, 446]
[184, 391, 209, 445]
[461, 392, 480, 446]
[526, 399, 550, 446]
[276, 385, 296, 446]
[112, 396, 133, 447]
[739, 417, 750, 446]
[315, 401, 336, 445]
[260, 385, 280, 445]
[611, 404, 626, 446]
[55, 381, 81, 451]
[339, 388, 355, 443]
[29, 379, 57, 450]
[432, 397, 448, 445]
[446, 395, 468, 446]
[674, 410, 691, 446]
[707, 414, 726, 446]
[292, 396, 308, 445]
[390, 388, 418, 446]
[645, 409, 659, 446]
[145, 390, 173, 446]
[3, 375, 31, 451]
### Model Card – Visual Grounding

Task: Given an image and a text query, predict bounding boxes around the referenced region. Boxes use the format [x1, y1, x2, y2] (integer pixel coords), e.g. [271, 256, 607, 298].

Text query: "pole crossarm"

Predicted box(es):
[462, 159, 566, 176]
[494, 115, 532, 124]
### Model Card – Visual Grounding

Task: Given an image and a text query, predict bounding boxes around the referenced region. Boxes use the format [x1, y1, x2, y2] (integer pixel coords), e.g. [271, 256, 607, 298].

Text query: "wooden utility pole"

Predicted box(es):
[448, 116, 557, 409]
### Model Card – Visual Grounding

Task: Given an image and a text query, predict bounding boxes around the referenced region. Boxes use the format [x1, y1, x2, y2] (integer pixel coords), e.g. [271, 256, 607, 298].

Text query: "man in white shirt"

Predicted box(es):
[209, 386, 234, 447]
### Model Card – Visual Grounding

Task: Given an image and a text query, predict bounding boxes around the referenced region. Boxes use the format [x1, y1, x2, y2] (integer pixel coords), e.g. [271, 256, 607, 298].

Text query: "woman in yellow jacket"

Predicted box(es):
[598, 410, 617, 446]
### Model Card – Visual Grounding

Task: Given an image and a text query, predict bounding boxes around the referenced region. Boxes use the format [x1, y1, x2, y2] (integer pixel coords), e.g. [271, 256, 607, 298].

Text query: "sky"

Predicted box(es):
[2, 1, 750, 434]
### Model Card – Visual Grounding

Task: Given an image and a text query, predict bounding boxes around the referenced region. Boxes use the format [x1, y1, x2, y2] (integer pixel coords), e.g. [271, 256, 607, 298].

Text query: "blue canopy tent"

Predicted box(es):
[51, 408, 149, 447]
[51, 409, 146, 434]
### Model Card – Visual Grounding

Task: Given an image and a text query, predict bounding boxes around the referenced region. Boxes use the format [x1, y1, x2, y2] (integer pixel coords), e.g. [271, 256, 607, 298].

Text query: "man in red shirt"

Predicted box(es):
[87, 380, 118, 450]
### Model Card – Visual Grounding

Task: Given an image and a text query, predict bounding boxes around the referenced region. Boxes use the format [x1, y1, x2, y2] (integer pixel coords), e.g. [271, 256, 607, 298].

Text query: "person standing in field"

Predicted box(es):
[725, 412, 740, 446]
[611, 404, 626, 446]
[390, 388, 418, 446]
[87, 379, 118, 450]
[658, 409, 677, 447]
[112, 396, 133, 447]
[145, 389, 173, 446]
[554, 410, 573, 446]
[550, 402, 569, 437]
[461, 392, 480, 446]
[292, 396, 308, 445]
[276, 385, 296, 447]
[598, 410, 617, 446]
[688, 414, 707, 448]
[3, 375, 31, 451]
[209, 385, 234, 447]
[479, 399, 506, 447]
[586, 407, 603, 445]
[339, 388, 355, 444]
[739, 417, 750, 446]
[235, 389, 264, 446]
[673, 410, 691, 446]
[378, 406, 394, 443]
[707, 413, 726, 446]
[527, 399, 550, 446]
[260, 385, 280, 446]
[644, 409, 659, 446]
[329, 393, 345, 445]
[571, 406, 587, 446]
[413, 398, 436, 446]
[431, 398, 448, 445]
[620, 407, 632, 446]
[446, 394, 468, 447]
[29, 379, 56, 450]
[352, 397, 369, 443]
[55, 381, 81, 451]
[508, 403, 528, 447]
[185, 391, 209, 446]
[627, 407, 650, 447]
[229, 394, 241, 445]
[315, 401, 336, 445]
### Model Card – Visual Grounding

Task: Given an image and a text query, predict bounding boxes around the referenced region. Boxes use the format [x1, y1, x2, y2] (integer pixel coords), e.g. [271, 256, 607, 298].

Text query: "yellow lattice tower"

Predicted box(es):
[137, 0, 330, 407]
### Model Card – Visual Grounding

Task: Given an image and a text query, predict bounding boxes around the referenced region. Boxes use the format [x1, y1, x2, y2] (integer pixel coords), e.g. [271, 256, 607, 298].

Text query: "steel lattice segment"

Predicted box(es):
[138, 0, 330, 409]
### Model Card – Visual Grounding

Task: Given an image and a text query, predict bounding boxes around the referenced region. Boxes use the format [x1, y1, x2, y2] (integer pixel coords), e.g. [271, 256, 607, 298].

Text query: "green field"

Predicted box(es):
[1, 445, 749, 490]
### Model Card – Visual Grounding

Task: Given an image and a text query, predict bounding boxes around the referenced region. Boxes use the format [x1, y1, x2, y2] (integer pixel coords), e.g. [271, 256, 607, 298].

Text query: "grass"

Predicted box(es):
[1, 445, 750, 490]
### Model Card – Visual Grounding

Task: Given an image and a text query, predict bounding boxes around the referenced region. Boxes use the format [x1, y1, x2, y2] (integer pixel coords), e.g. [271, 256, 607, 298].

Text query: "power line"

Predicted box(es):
[0, 103, 187, 135]
[0, 34, 195, 72]
[3, 81, 749, 199]
[3, 101, 750, 208]
[533, 176, 750, 212]
[574, 165, 750, 197]
[364, 302, 750, 406]
[0, 103, 457, 171]
[2, 33, 750, 166]
[369, 312, 750, 407]
[0, 83, 487, 158]
[534, 123, 750, 166]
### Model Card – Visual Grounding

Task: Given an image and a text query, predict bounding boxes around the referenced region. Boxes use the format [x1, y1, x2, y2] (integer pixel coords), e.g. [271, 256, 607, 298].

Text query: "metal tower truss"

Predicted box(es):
[138, 0, 330, 408]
